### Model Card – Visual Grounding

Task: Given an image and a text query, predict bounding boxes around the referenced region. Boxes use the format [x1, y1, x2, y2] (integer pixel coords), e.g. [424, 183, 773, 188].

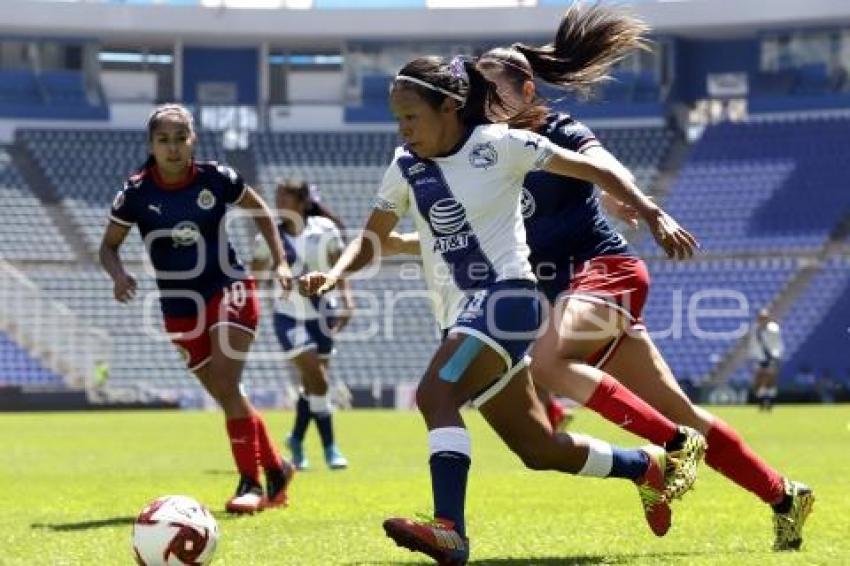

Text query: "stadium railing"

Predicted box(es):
[0, 259, 110, 391]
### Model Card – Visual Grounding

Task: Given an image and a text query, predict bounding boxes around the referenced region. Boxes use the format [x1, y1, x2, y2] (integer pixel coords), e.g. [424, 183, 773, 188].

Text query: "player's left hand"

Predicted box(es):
[648, 210, 699, 260]
[332, 308, 353, 335]
[299, 271, 338, 296]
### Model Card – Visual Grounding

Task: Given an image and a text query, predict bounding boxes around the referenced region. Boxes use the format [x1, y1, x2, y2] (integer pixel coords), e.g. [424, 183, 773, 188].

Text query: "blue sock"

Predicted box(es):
[314, 413, 335, 448]
[291, 395, 311, 442]
[609, 447, 649, 481]
[430, 451, 470, 538]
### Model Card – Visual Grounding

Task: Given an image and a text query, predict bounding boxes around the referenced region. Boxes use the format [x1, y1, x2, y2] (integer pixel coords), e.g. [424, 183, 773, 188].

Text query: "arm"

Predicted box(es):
[249, 234, 276, 312]
[237, 186, 293, 289]
[382, 230, 422, 257]
[542, 147, 698, 259]
[332, 273, 355, 334]
[584, 146, 640, 229]
[300, 209, 399, 295]
[99, 221, 137, 303]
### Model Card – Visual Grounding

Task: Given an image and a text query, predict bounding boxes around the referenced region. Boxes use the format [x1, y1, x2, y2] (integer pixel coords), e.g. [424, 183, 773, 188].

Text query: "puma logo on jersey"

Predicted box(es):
[408, 162, 426, 176]
[148, 203, 162, 215]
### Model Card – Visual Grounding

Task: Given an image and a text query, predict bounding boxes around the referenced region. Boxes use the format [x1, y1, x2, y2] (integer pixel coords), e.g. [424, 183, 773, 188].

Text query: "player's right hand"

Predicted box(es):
[275, 263, 294, 297]
[113, 271, 137, 303]
[648, 209, 700, 260]
[298, 271, 337, 296]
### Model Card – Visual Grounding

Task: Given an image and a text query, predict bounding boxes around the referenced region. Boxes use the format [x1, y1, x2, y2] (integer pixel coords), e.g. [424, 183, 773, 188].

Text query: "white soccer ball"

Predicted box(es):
[131, 495, 219, 566]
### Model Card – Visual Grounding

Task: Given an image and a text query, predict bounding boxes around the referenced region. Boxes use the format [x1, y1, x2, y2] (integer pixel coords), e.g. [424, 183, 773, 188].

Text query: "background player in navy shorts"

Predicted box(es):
[252, 179, 353, 470]
[99, 104, 295, 514]
[476, 3, 812, 551]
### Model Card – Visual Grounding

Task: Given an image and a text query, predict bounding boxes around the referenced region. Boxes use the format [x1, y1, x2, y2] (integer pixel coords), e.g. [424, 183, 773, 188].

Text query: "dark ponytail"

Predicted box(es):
[513, 2, 649, 98]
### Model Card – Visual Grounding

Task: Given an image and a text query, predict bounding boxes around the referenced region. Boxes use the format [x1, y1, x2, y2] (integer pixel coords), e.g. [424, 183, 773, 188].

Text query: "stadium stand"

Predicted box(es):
[651, 116, 850, 254]
[0, 70, 107, 120]
[777, 256, 850, 386]
[0, 330, 64, 387]
[1, 117, 847, 400]
[0, 147, 74, 261]
[644, 257, 799, 384]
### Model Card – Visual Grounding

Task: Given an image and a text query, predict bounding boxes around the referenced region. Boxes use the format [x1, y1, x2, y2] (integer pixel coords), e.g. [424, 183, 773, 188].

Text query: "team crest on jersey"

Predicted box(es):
[521, 188, 536, 219]
[171, 221, 201, 247]
[197, 189, 216, 210]
[112, 190, 126, 210]
[469, 142, 498, 169]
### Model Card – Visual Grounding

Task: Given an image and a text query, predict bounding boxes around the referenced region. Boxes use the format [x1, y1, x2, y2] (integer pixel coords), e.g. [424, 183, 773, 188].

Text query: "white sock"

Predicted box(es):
[428, 427, 471, 458]
[308, 394, 331, 416]
[572, 434, 613, 478]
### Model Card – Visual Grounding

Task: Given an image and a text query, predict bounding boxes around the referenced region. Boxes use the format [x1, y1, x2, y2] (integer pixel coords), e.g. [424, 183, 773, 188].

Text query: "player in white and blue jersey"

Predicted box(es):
[100, 104, 295, 515]
[472, 3, 813, 551]
[299, 55, 704, 565]
[252, 179, 352, 471]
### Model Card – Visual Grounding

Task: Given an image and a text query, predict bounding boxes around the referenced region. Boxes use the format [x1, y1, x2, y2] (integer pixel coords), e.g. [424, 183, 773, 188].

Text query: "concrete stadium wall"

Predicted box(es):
[2, 0, 849, 45]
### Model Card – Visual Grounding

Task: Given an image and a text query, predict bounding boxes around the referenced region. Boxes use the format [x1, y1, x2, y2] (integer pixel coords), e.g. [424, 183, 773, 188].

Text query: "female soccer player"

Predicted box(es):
[474, 3, 812, 551]
[99, 104, 295, 514]
[300, 56, 705, 565]
[251, 179, 353, 470]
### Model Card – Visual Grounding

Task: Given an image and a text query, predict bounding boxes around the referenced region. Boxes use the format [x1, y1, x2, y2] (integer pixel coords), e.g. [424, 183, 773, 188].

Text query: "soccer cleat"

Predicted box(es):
[664, 426, 707, 501]
[773, 479, 815, 551]
[634, 445, 672, 536]
[286, 435, 310, 471]
[264, 459, 296, 509]
[324, 444, 349, 470]
[225, 475, 265, 514]
[383, 517, 469, 566]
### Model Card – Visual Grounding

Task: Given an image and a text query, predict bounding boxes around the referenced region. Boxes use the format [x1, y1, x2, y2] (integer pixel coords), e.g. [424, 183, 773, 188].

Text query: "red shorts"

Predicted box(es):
[564, 255, 650, 323]
[163, 278, 260, 371]
[558, 256, 650, 367]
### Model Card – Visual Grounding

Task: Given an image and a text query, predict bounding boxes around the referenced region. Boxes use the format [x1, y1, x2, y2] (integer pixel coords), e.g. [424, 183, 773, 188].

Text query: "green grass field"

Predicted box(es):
[1, 405, 848, 565]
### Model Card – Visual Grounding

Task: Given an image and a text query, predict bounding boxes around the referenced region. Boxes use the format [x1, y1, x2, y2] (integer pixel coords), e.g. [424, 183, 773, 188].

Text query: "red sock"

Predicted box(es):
[584, 375, 678, 445]
[705, 418, 784, 504]
[226, 417, 260, 482]
[252, 411, 283, 471]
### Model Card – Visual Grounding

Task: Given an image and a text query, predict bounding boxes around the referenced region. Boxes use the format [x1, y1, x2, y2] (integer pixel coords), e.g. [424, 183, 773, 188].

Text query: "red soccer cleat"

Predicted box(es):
[634, 445, 672, 536]
[263, 459, 296, 509]
[383, 516, 469, 566]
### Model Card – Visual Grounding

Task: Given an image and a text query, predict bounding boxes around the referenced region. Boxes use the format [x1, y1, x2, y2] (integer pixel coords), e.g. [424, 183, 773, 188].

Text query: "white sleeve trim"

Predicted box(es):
[108, 214, 133, 227]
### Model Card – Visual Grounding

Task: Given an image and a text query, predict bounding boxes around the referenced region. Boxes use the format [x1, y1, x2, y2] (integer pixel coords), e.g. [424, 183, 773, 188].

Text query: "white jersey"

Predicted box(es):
[254, 215, 343, 319]
[749, 321, 784, 362]
[375, 123, 556, 328]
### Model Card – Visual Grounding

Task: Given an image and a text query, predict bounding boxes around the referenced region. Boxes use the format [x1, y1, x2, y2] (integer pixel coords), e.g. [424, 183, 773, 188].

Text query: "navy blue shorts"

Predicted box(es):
[273, 312, 335, 359]
[449, 279, 543, 370]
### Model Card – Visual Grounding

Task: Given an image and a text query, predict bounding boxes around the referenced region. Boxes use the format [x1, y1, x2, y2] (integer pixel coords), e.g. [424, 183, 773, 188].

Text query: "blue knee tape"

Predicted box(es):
[439, 335, 484, 383]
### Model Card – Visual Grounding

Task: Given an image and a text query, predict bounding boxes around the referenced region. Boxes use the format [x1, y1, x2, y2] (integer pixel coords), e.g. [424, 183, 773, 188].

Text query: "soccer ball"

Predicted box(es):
[131, 495, 219, 566]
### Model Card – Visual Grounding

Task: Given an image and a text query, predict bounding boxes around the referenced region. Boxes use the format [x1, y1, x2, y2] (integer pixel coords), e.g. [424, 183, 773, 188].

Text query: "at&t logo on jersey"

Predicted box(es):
[468, 142, 498, 169]
[429, 198, 470, 252]
[521, 188, 536, 219]
[171, 221, 201, 247]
